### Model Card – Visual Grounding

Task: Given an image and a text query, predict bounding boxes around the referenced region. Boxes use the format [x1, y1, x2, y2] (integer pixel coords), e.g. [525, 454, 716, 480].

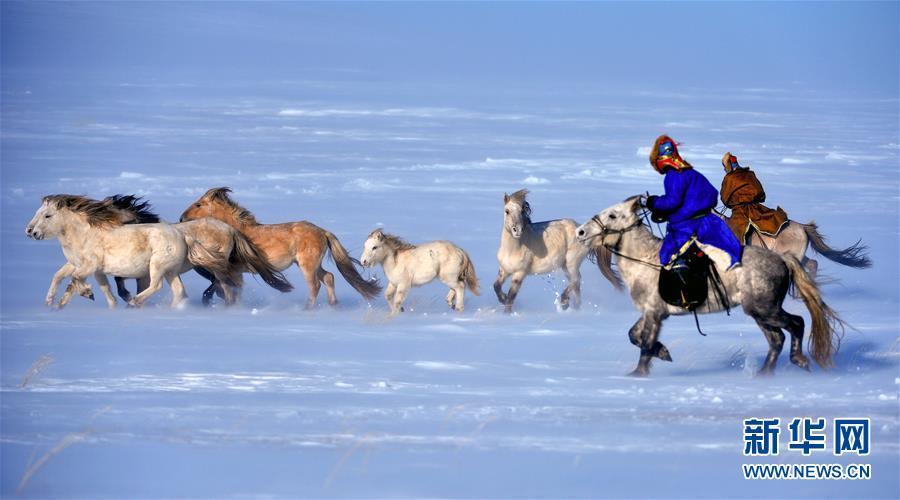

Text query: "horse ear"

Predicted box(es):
[373, 229, 384, 240]
[628, 196, 642, 212]
[503, 193, 509, 204]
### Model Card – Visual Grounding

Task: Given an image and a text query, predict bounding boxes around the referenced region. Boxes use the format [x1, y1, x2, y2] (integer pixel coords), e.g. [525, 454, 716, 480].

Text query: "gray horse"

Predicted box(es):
[576, 196, 843, 377]
[716, 212, 871, 278]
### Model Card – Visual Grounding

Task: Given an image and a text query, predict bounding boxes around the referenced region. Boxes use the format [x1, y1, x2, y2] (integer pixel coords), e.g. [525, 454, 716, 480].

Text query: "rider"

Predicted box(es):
[645, 135, 742, 269]
[719, 152, 788, 244]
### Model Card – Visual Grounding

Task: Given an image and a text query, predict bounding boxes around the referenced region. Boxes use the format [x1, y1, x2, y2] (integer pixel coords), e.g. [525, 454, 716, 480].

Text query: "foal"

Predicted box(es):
[360, 229, 479, 314]
[494, 189, 591, 313]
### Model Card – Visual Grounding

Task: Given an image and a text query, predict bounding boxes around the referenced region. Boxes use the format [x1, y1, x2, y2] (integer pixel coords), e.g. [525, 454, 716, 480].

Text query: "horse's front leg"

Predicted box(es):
[384, 282, 397, 305]
[390, 283, 409, 315]
[58, 269, 93, 309]
[630, 314, 667, 377]
[503, 271, 527, 314]
[493, 269, 509, 304]
[46, 262, 75, 307]
[560, 263, 582, 311]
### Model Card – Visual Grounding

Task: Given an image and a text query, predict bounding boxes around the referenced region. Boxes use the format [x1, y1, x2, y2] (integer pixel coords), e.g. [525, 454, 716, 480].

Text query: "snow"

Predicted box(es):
[2, 55, 899, 500]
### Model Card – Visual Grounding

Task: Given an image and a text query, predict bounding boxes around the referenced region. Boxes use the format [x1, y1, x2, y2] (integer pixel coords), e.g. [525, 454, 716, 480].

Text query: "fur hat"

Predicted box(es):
[722, 152, 741, 172]
[650, 135, 693, 174]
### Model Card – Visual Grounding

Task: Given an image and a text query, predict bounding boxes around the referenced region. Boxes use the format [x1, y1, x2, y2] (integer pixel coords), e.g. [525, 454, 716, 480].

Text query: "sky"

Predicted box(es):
[2, 1, 898, 97]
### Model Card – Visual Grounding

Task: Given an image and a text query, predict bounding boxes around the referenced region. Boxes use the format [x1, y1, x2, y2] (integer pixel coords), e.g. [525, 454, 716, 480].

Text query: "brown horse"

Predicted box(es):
[104, 194, 293, 305]
[180, 187, 381, 307]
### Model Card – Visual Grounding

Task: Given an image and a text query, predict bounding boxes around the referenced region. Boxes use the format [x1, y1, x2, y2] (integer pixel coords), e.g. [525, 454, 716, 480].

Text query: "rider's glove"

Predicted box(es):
[646, 195, 667, 223]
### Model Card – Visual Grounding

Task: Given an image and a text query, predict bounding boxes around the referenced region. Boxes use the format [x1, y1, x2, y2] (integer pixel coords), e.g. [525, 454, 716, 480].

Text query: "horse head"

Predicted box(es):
[502, 189, 531, 239]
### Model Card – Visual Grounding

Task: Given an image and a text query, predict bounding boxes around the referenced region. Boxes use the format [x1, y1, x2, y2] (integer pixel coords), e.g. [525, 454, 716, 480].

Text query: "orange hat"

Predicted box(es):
[649, 135, 693, 174]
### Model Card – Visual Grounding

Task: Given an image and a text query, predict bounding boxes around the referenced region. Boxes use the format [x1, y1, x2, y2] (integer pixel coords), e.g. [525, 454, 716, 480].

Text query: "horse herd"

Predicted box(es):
[25, 187, 871, 375]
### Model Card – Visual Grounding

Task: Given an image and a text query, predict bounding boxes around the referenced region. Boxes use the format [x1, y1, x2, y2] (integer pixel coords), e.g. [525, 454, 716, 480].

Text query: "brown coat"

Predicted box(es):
[720, 168, 788, 240]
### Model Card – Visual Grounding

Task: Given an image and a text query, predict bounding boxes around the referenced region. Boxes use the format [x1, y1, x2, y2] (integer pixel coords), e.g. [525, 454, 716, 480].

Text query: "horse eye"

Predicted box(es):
[609, 214, 617, 220]
[44, 214, 52, 218]
[195, 203, 201, 207]
[505, 210, 509, 215]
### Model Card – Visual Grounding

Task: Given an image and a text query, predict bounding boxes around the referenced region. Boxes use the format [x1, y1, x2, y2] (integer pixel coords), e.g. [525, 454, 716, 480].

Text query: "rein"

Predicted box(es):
[588, 215, 663, 270]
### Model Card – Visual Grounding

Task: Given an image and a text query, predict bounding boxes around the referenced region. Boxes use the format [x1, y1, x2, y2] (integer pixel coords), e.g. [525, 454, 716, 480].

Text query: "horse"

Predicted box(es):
[26, 195, 190, 308]
[715, 212, 871, 278]
[104, 195, 292, 305]
[575, 196, 843, 377]
[180, 187, 381, 308]
[359, 229, 479, 314]
[494, 189, 591, 313]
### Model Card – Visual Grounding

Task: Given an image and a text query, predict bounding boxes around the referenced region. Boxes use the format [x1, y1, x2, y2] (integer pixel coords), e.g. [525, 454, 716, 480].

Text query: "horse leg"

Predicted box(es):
[493, 269, 509, 304]
[453, 282, 465, 312]
[753, 318, 786, 375]
[296, 254, 321, 309]
[627, 314, 672, 362]
[194, 267, 217, 306]
[561, 263, 582, 311]
[114, 277, 132, 302]
[802, 257, 818, 281]
[166, 272, 187, 308]
[94, 272, 117, 309]
[45, 262, 75, 307]
[58, 270, 92, 309]
[504, 271, 527, 313]
[129, 267, 165, 308]
[391, 283, 410, 315]
[630, 315, 665, 377]
[384, 282, 396, 305]
[445, 288, 456, 309]
[769, 310, 809, 370]
[318, 269, 337, 306]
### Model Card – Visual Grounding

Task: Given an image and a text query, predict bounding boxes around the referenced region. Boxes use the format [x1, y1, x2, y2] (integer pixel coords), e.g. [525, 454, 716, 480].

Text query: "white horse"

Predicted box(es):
[494, 189, 591, 313]
[360, 229, 479, 314]
[26, 195, 189, 308]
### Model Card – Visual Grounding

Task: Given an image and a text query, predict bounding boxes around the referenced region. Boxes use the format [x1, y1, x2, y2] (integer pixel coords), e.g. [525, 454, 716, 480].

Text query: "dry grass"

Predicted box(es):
[20, 354, 54, 388]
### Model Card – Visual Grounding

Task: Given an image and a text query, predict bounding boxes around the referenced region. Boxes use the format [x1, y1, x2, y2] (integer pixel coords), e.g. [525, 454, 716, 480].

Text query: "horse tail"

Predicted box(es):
[229, 231, 293, 293]
[589, 245, 624, 291]
[184, 235, 234, 286]
[802, 221, 872, 269]
[459, 250, 480, 295]
[783, 255, 844, 369]
[323, 230, 382, 300]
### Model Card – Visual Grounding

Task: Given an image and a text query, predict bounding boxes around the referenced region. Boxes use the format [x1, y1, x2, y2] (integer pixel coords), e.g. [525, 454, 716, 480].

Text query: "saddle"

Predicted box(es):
[658, 241, 711, 311]
[658, 238, 731, 329]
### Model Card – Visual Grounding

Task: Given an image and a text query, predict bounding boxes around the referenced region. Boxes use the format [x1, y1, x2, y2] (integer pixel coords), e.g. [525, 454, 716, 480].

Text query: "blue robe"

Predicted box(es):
[649, 168, 742, 267]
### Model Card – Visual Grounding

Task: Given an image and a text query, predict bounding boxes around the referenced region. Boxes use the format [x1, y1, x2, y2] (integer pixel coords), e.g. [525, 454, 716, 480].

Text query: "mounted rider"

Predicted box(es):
[719, 152, 788, 244]
[645, 135, 742, 269]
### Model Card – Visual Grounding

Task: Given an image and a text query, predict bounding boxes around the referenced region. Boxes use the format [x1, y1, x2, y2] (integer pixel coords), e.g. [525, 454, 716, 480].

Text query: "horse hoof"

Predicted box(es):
[755, 368, 775, 377]
[86, 293, 95, 301]
[627, 368, 649, 378]
[657, 346, 673, 362]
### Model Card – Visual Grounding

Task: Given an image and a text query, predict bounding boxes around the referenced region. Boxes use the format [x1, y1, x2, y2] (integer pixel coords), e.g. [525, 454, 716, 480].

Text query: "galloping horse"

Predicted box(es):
[181, 187, 381, 307]
[576, 196, 843, 376]
[27, 195, 190, 308]
[105, 195, 292, 305]
[717, 212, 871, 278]
[494, 189, 591, 313]
[360, 229, 479, 314]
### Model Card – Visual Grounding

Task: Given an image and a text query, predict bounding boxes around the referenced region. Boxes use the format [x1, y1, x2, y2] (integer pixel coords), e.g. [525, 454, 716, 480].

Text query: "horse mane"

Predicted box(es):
[369, 229, 416, 253]
[103, 194, 160, 223]
[507, 188, 532, 224]
[42, 194, 122, 228]
[203, 187, 258, 225]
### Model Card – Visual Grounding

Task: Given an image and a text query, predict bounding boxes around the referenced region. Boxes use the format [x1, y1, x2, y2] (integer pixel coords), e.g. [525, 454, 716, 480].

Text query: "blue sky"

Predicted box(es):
[2, 1, 898, 97]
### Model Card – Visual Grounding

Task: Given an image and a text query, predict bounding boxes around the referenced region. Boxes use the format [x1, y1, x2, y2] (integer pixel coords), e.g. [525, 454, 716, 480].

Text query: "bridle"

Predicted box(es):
[586, 214, 663, 270]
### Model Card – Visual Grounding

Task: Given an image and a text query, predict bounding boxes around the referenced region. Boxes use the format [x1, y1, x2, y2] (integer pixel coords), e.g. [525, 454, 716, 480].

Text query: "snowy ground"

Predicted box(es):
[1, 70, 898, 497]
